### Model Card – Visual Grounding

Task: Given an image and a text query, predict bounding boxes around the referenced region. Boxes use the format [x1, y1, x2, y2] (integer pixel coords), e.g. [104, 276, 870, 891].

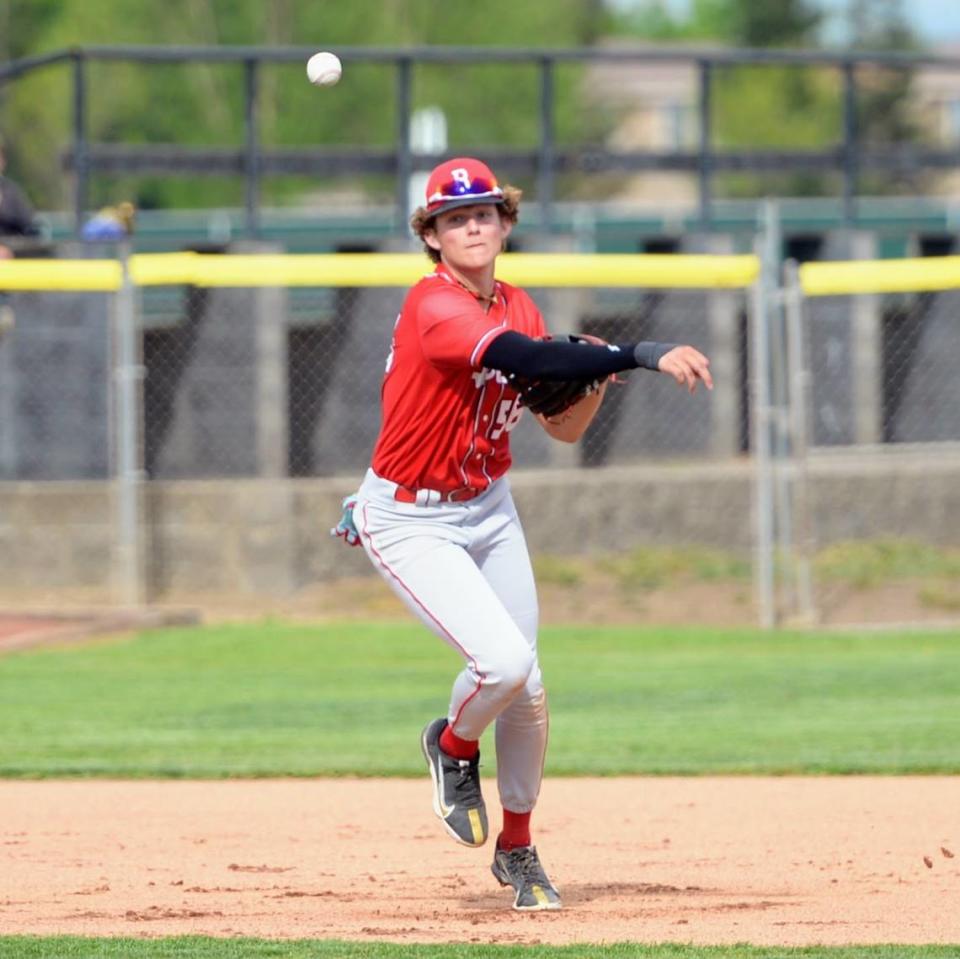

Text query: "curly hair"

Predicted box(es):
[409, 185, 523, 264]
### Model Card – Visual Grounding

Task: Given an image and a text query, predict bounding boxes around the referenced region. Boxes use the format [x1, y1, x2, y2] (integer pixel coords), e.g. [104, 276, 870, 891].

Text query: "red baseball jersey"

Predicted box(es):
[371, 263, 547, 496]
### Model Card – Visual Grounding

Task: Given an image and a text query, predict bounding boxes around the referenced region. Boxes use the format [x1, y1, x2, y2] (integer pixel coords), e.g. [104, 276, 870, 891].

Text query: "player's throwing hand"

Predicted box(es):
[657, 345, 713, 394]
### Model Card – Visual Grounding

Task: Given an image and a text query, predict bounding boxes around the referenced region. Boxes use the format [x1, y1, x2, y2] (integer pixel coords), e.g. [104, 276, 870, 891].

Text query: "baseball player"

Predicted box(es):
[332, 157, 711, 911]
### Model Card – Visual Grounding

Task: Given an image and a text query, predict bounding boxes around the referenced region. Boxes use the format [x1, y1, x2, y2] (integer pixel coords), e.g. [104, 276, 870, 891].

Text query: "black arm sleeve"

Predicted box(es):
[480, 331, 675, 381]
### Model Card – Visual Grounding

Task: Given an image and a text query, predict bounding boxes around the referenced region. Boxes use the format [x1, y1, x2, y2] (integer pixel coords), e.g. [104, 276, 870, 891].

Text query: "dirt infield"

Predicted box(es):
[1, 777, 957, 946]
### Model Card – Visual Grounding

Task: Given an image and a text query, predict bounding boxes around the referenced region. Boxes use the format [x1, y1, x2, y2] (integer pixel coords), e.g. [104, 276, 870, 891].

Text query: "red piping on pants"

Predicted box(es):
[359, 502, 485, 733]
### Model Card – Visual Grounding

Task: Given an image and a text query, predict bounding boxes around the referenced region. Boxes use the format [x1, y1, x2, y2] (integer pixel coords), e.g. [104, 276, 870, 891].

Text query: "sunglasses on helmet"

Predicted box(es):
[427, 176, 504, 210]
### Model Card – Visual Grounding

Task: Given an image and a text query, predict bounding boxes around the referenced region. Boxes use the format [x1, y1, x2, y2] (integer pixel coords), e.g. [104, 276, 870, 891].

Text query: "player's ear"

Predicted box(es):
[424, 228, 442, 253]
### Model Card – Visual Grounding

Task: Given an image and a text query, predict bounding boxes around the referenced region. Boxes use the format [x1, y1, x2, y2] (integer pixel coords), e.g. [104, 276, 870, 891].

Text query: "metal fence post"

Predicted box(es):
[697, 59, 713, 230]
[395, 56, 413, 233]
[538, 56, 555, 235]
[112, 246, 146, 606]
[244, 58, 260, 239]
[751, 199, 780, 628]
[71, 52, 88, 237]
[783, 258, 815, 625]
[841, 60, 858, 228]
[769, 259, 794, 625]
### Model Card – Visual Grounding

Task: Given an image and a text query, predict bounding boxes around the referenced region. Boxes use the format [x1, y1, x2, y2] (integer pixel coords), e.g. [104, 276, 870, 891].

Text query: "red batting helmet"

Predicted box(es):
[424, 157, 505, 217]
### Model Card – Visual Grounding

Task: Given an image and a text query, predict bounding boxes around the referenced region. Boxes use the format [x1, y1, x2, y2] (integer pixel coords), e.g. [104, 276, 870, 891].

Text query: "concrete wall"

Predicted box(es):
[886, 289, 960, 443]
[801, 232, 960, 448]
[0, 482, 115, 594]
[299, 285, 399, 477]
[0, 291, 112, 480]
[2, 456, 960, 606]
[144, 275, 288, 479]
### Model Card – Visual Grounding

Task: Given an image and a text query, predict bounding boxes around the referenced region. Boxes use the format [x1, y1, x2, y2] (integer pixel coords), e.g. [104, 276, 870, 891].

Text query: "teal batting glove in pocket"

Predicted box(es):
[330, 495, 360, 547]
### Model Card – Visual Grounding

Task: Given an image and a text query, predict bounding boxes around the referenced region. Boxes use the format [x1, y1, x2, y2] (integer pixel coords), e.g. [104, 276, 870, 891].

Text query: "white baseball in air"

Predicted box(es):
[307, 51, 342, 87]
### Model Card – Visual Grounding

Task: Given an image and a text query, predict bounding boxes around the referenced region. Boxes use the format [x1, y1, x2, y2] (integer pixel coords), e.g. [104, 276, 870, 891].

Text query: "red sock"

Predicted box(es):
[498, 809, 531, 851]
[439, 724, 479, 760]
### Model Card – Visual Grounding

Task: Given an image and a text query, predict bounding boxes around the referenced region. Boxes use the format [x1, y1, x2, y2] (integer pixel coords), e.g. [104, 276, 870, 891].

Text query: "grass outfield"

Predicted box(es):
[0, 622, 959, 777]
[2, 941, 959, 959]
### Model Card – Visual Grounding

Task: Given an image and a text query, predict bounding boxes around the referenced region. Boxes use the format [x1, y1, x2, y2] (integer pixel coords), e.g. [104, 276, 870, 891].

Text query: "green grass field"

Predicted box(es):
[1, 938, 957, 959]
[2, 621, 959, 958]
[1, 622, 959, 777]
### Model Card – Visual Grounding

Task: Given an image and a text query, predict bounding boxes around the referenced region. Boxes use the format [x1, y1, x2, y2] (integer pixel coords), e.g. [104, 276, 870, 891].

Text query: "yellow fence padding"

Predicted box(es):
[0, 252, 760, 291]
[129, 252, 426, 287]
[131, 252, 761, 289]
[8, 252, 960, 297]
[497, 254, 759, 288]
[0, 259, 122, 291]
[801, 256, 960, 296]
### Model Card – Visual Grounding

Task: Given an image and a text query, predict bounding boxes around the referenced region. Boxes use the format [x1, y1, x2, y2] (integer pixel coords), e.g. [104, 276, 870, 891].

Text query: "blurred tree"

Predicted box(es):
[720, 0, 822, 47]
[0, 0, 930, 212]
[845, 0, 925, 193]
[0, 0, 607, 211]
[847, 0, 915, 48]
[606, 0, 924, 199]
[0, 0, 60, 61]
[607, 0, 821, 45]
[0, 0, 61, 183]
[597, 0, 685, 40]
[710, 0, 829, 196]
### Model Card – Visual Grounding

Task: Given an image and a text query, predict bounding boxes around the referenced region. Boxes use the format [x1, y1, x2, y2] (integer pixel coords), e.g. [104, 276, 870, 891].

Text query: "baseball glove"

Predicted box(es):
[507, 334, 606, 419]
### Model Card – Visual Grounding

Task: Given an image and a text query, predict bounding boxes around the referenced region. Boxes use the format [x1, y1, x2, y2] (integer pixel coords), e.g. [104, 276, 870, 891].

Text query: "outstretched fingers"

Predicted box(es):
[685, 348, 713, 392]
[658, 346, 713, 393]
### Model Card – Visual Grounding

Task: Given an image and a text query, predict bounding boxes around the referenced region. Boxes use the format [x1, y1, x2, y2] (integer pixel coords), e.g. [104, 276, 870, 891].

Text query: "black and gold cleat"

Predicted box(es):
[491, 843, 562, 911]
[420, 718, 488, 847]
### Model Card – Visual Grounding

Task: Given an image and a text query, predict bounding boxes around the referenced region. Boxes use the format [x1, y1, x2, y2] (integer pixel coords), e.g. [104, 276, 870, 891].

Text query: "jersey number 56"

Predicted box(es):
[490, 397, 522, 440]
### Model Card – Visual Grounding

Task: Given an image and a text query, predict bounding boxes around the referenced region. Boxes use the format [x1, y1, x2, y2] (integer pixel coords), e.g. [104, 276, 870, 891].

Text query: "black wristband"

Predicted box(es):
[633, 341, 678, 371]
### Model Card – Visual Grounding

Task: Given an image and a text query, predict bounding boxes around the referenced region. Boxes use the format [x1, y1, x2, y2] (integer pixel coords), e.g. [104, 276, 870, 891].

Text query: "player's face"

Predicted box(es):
[426, 204, 511, 271]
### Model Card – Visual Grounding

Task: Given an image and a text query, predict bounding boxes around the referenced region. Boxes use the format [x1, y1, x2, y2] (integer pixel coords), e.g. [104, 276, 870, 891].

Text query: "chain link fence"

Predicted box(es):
[0, 283, 120, 600]
[806, 287, 960, 627]
[136, 276, 754, 594]
[0, 289, 114, 481]
[5, 248, 960, 628]
[140, 282, 743, 479]
[757, 255, 960, 628]
[0, 252, 757, 615]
